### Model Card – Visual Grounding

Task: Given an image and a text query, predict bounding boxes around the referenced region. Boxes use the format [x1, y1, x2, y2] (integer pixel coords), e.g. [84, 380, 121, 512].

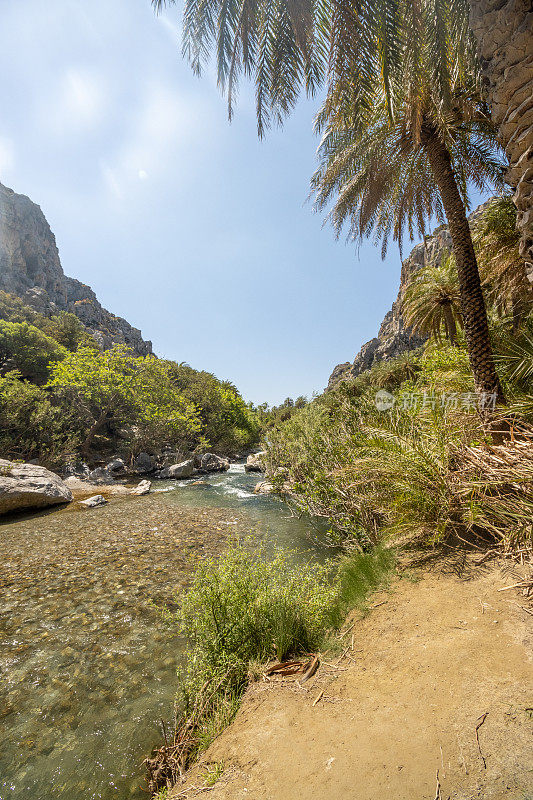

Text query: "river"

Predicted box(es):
[0, 464, 330, 800]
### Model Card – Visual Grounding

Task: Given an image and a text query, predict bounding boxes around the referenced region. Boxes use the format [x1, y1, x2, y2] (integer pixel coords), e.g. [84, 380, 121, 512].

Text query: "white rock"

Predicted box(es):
[130, 480, 151, 496]
[245, 452, 266, 472]
[79, 494, 108, 508]
[0, 459, 73, 515]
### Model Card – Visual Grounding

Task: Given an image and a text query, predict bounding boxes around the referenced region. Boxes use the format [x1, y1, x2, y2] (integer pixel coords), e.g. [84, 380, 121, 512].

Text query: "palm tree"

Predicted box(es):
[312, 75, 506, 402]
[403, 257, 462, 345]
[153, 0, 505, 404]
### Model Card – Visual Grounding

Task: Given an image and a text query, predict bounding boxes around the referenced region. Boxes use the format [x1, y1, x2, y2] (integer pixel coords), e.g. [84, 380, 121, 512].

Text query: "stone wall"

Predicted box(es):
[469, 0, 533, 282]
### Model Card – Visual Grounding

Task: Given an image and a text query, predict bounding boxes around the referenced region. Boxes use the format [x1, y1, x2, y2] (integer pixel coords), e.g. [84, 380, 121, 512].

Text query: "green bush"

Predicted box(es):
[149, 541, 394, 792]
[0, 320, 67, 383]
[0, 371, 79, 466]
[175, 543, 336, 685]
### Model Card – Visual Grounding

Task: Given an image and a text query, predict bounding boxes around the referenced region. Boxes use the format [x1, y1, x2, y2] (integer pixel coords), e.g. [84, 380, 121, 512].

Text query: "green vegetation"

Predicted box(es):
[403, 256, 463, 345]
[265, 329, 533, 552]
[0, 321, 67, 383]
[147, 541, 393, 793]
[261, 199, 532, 552]
[0, 292, 260, 467]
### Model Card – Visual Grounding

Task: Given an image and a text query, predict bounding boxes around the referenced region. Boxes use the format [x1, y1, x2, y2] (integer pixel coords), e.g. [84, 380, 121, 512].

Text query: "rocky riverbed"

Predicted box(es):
[0, 464, 328, 800]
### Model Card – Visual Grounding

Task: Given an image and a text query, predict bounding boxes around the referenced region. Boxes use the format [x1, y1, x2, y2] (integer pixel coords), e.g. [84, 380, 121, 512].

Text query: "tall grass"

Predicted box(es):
[265, 339, 533, 552]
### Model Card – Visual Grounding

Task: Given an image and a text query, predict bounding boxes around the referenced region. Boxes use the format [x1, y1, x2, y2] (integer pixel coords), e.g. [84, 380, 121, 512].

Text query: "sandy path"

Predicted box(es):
[172, 560, 532, 800]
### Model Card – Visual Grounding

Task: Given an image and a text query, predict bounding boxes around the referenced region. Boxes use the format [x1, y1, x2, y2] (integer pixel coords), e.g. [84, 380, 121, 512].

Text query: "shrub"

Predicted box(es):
[0, 320, 67, 383]
[0, 371, 79, 466]
[155, 543, 337, 779]
[175, 543, 336, 690]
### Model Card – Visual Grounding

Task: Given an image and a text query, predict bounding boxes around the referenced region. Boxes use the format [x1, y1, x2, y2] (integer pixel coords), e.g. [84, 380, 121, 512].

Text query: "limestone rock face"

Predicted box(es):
[469, 0, 533, 282]
[0, 459, 73, 515]
[0, 182, 152, 355]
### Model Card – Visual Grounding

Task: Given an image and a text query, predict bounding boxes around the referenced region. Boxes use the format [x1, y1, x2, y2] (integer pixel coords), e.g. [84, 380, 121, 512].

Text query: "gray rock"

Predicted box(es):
[62, 460, 90, 479]
[158, 459, 196, 480]
[88, 458, 126, 484]
[245, 452, 266, 473]
[0, 459, 73, 515]
[132, 452, 155, 474]
[130, 480, 151, 496]
[107, 458, 126, 474]
[469, 0, 533, 282]
[194, 453, 230, 473]
[87, 467, 114, 484]
[0, 181, 152, 356]
[79, 494, 107, 507]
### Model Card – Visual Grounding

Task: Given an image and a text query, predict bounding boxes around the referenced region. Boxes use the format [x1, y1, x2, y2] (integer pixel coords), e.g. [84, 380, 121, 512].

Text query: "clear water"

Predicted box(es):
[0, 464, 329, 800]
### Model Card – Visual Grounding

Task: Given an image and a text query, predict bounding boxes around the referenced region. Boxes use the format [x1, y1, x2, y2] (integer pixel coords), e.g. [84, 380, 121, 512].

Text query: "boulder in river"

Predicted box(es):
[194, 453, 230, 473]
[130, 480, 151, 496]
[0, 459, 73, 515]
[88, 458, 126, 484]
[79, 494, 108, 507]
[254, 481, 274, 494]
[245, 451, 266, 472]
[158, 459, 196, 480]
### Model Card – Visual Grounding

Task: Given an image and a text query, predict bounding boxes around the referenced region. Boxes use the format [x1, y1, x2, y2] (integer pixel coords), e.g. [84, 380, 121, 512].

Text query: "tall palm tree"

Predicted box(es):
[312, 77, 506, 402]
[153, 0, 505, 404]
[403, 257, 462, 345]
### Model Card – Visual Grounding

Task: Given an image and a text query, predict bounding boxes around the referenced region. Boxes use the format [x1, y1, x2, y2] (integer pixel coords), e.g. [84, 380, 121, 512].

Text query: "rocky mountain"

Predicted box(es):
[468, 0, 533, 283]
[0, 182, 152, 355]
[327, 217, 458, 390]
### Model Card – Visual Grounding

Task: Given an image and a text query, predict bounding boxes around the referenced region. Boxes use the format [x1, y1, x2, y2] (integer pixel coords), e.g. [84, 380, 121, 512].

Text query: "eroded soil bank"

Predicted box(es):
[172, 557, 532, 800]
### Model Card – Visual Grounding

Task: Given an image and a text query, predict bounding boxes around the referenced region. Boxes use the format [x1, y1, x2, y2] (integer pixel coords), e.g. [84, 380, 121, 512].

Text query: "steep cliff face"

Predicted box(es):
[469, 0, 533, 282]
[0, 182, 152, 355]
[327, 223, 454, 390]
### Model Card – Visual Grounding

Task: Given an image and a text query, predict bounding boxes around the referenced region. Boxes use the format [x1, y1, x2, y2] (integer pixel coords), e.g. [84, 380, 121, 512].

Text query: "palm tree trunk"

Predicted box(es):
[422, 128, 505, 405]
[442, 304, 457, 345]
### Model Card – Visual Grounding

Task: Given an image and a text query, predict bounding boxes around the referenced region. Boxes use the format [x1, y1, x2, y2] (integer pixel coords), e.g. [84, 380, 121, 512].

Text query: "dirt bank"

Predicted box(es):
[172, 557, 532, 799]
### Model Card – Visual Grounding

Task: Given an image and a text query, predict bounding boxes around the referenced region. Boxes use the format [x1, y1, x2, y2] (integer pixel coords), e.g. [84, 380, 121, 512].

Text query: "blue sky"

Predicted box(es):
[0, 0, 490, 406]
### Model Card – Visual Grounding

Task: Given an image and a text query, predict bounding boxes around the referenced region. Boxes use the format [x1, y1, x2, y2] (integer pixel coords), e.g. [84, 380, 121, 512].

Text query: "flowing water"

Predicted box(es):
[0, 464, 329, 800]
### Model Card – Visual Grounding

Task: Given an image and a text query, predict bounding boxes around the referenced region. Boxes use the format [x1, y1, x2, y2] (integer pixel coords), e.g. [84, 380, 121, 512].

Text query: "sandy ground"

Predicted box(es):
[172, 557, 533, 800]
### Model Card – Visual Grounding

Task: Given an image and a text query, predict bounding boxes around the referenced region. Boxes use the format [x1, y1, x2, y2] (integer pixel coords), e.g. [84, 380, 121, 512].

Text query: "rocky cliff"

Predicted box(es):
[469, 0, 533, 283]
[327, 221, 455, 390]
[0, 182, 152, 355]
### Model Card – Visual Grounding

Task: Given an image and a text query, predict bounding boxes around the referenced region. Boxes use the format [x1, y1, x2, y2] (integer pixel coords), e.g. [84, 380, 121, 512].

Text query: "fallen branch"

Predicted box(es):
[312, 690, 324, 707]
[434, 769, 441, 800]
[475, 712, 488, 769]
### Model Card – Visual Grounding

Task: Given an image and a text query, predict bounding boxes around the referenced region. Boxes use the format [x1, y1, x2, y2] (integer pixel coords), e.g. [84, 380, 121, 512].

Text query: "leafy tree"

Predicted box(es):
[167, 362, 260, 450]
[43, 312, 93, 352]
[403, 257, 462, 345]
[47, 346, 201, 456]
[0, 371, 79, 465]
[312, 80, 504, 402]
[0, 321, 67, 383]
